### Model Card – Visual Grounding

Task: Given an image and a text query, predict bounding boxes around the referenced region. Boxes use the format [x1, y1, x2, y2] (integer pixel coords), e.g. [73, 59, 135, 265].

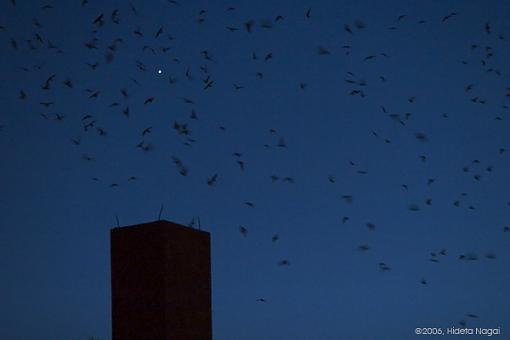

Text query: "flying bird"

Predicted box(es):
[278, 260, 290, 266]
[207, 174, 218, 186]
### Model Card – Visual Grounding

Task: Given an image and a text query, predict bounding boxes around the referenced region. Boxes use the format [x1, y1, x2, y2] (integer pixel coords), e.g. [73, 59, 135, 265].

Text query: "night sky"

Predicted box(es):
[1, 0, 510, 339]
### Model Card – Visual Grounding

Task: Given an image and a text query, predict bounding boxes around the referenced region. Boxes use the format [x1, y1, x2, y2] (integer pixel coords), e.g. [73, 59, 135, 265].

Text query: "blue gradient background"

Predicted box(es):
[0, 0, 509, 339]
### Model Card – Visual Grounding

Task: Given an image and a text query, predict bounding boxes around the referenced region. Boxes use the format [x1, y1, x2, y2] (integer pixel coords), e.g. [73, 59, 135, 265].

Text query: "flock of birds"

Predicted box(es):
[1, 0, 509, 335]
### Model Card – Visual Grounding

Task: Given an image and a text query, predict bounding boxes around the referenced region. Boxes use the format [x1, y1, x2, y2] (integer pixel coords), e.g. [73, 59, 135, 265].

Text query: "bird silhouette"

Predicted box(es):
[278, 260, 290, 266]
[207, 174, 218, 186]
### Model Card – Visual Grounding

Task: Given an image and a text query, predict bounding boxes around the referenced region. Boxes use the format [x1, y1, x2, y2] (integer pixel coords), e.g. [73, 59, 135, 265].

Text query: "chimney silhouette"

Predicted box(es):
[110, 220, 212, 339]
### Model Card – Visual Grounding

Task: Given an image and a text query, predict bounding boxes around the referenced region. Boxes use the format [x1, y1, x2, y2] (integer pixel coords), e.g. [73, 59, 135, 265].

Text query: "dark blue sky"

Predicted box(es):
[1, 0, 509, 339]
